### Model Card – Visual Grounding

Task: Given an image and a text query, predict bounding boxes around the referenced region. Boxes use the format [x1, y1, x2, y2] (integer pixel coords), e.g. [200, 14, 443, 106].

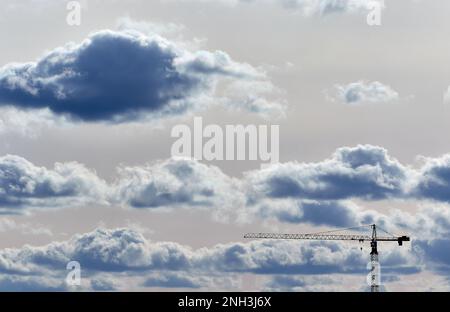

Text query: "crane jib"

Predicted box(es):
[244, 233, 411, 246]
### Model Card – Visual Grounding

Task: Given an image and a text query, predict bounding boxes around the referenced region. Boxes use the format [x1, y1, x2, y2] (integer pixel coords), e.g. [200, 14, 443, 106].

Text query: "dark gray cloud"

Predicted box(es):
[0, 31, 195, 122]
[0, 30, 281, 122]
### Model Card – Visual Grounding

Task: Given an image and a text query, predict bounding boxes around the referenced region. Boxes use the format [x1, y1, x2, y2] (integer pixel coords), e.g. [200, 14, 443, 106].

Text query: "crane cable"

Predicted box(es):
[376, 225, 398, 238]
[304, 224, 373, 236]
[305, 224, 399, 239]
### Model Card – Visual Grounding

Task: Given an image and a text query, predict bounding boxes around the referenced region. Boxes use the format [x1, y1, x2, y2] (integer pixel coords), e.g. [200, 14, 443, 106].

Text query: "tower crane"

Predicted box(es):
[244, 224, 410, 292]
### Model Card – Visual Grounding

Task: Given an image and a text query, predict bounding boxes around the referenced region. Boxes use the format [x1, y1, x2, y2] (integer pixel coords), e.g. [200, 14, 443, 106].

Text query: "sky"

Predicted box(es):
[0, 0, 450, 291]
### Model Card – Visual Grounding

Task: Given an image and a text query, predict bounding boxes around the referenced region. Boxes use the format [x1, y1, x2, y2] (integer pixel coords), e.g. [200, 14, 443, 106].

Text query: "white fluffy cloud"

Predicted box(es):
[0, 218, 52, 236]
[331, 81, 399, 105]
[7, 217, 450, 291]
[0, 155, 107, 214]
[0, 107, 65, 137]
[4, 145, 450, 223]
[0, 227, 418, 291]
[113, 157, 245, 215]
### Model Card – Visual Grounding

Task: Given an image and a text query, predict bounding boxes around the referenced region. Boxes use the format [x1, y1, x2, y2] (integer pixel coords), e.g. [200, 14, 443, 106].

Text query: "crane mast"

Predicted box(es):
[244, 224, 410, 292]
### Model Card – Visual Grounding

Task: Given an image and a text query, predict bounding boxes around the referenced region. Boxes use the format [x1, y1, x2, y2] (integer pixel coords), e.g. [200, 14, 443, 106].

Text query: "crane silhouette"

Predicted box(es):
[244, 224, 410, 292]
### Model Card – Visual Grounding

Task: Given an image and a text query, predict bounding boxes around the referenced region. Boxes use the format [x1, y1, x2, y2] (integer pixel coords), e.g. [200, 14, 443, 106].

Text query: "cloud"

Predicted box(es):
[247, 145, 408, 202]
[265, 274, 400, 292]
[0, 155, 247, 217]
[113, 157, 245, 220]
[0, 275, 66, 292]
[0, 227, 418, 291]
[0, 29, 283, 123]
[111, 155, 393, 229]
[0, 107, 65, 138]
[414, 155, 450, 202]
[143, 272, 239, 290]
[194, 240, 369, 275]
[265, 275, 338, 291]
[3, 0, 377, 17]
[4, 145, 450, 221]
[1, 228, 220, 276]
[0, 227, 408, 275]
[331, 81, 399, 105]
[413, 239, 450, 274]
[143, 272, 201, 288]
[66, 228, 190, 272]
[277, 0, 376, 15]
[90, 278, 118, 291]
[4, 201, 450, 290]
[252, 199, 359, 227]
[0, 154, 107, 214]
[247, 146, 450, 208]
[169, 0, 377, 16]
[116, 17, 186, 38]
[0, 218, 52, 236]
